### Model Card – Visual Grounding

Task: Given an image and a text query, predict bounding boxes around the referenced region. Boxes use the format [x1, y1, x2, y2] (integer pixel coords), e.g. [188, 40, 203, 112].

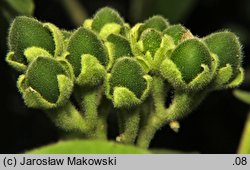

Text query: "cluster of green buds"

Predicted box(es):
[6, 7, 244, 148]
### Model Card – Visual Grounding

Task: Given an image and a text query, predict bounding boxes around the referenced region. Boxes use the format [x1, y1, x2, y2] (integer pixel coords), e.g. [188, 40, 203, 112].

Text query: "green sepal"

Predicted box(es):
[8, 16, 55, 64]
[135, 35, 175, 73]
[99, 23, 121, 40]
[76, 54, 106, 87]
[152, 35, 175, 70]
[113, 87, 141, 108]
[163, 24, 191, 45]
[225, 67, 244, 89]
[140, 29, 162, 56]
[112, 75, 152, 108]
[18, 56, 74, 109]
[187, 64, 213, 91]
[234, 89, 250, 105]
[211, 64, 233, 89]
[129, 23, 144, 56]
[83, 19, 93, 29]
[136, 40, 144, 53]
[18, 74, 73, 109]
[170, 38, 212, 83]
[66, 27, 108, 76]
[91, 7, 124, 33]
[26, 56, 71, 103]
[140, 15, 169, 33]
[135, 56, 151, 73]
[160, 34, 176, 50]
[140, 75, 153, 101]
[17, 74, 28, 94]
[160, 58, 214, 92]
[43, 23, 64, 57]
[104, 42, 115, 70]
[57, 56, 75, 80]
[24, 47, 53, 63]
[106, 33, 132, 69]
[135, 51, 154, 72]
[105, 58, 152, 108]
[210, 53, 219, 76]
[151, 47, 169, 71]
[109, 57, 147, 98]
[6, 51, 27, 72]
[211, 63, 244, 90]
[203, 31, 243, 79]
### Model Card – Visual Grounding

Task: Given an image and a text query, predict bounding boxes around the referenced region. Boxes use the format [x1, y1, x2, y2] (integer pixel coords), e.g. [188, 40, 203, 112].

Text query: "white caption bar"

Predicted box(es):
[0, 154, 249, 170]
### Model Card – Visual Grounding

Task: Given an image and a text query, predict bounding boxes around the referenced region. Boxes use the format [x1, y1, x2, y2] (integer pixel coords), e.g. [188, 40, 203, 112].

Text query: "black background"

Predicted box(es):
[0, 0, 250, 153]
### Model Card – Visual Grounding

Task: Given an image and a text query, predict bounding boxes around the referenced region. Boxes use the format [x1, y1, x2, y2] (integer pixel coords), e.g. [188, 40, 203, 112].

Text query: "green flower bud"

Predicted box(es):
[8, 16, 55, 64]
[92, 7, 124, 33]
[27, 57, 66, 102]
[140, 29, 162, 56]
[110, 58, 146, 97]
[160, 38, 215, 91]
[163, 24, 191, 45]
[66, 27, 108, 77]
[106, 57, 152, 108]
[18, 56, 73, 109]
[140, 15, 169, 33]
[75, 54, 106, 87]
[203, 31, 242, 78]
[203, 31, 244, 89]
[171, 38, 211, 83]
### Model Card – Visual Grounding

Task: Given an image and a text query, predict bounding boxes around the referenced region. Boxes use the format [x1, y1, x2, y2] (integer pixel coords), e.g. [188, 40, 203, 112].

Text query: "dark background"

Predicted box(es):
[0, 0, 250, 153]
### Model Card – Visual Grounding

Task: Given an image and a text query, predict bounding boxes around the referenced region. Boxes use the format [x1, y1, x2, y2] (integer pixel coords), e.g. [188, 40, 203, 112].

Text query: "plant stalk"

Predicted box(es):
[137, 76, 207, 148]
[116, 107, 140, 144]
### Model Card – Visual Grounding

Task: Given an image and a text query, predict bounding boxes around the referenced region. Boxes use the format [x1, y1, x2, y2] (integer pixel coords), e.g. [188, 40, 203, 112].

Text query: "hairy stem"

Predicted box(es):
[94, 114, 108, 139]
[46, 101, 89, 133]
[79, 88, 98, 137]
[49, 87, 103, 138]
[139, 97, 153, 129]
[116, 108, 140, 144]
[137, 86, 207, 148]
[95, 97, 111, 140]
[152, 76, 166, 113]
[136, 92, 192, 148]
[136, 76, 167, 148]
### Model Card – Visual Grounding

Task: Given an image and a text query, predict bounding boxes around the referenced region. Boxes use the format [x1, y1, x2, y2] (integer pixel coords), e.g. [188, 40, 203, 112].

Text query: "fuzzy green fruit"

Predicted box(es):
[92, 7, 124, 33]
[110, 58, 146, 98]
[67, 27, 108, 76]
[170, 39, 211, 83]
[8, 16, 55, 63]
[26, 57, 68, 103]
[203, 31, 242, 77]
